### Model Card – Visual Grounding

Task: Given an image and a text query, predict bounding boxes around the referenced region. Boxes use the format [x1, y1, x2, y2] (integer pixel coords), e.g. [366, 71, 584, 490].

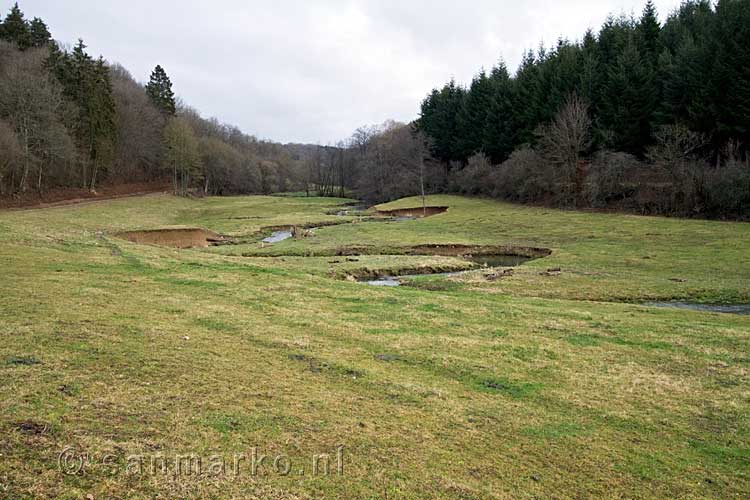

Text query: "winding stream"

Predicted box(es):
[645, 302, 750, 315]
[362, 255, 536, 287]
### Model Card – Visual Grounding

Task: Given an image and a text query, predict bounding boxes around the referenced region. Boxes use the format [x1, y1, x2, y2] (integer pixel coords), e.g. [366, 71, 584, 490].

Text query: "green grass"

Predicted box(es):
[0, 193, 748, 499]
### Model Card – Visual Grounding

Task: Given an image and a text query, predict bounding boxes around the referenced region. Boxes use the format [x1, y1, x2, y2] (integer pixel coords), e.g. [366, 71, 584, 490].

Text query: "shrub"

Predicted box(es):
[585, 151, 642, 208]
[705, 160, 750, 218]
[489, 147, 552, 202]
[451, 154, 493, 195]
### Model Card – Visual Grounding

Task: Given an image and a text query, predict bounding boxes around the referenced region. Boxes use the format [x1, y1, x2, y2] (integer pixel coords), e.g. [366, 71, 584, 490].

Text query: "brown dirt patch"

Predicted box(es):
[0, 182, 169, 210]
[376, 206, 449, 218]
[116, 228, 227, 249]
[404, 244, 552, 258]
[331, 244, 552, 258]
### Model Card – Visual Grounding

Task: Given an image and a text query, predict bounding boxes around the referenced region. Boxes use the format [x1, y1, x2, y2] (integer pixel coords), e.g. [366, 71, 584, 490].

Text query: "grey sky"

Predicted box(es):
[17, 0, 679, 144]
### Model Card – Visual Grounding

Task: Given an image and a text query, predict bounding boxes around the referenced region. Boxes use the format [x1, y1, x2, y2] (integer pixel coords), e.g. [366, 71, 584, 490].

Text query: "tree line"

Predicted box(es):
[3, 1, 748, 219]
[0, 3, 303, 199]
[335, 0, 748, 219]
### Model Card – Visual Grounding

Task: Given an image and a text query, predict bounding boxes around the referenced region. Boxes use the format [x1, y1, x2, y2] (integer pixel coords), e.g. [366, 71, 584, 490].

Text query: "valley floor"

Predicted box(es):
[0, 194, 748, 499]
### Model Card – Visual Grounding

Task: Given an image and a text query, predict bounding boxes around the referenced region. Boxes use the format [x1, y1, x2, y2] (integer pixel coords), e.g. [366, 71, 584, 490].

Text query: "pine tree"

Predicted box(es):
[28, 17, 51, 47]
[0, 3, 31, 49]
[710, 0, 750, 148]
[48, 39, 117, 189]
[146, 65, 176, 115]
[456, 69, 493, 161]
[416, 80, 465, 167]
[539, 39, 585, 123]
[512, 51, 543, 146]
[603, 36, 657, 155]
[482, 62, 515, 164]
[637, 0, 662, 64]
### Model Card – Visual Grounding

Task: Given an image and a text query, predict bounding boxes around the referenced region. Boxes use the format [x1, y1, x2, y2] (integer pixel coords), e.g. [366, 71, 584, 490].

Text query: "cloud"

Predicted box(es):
[17, 0, 680, 144]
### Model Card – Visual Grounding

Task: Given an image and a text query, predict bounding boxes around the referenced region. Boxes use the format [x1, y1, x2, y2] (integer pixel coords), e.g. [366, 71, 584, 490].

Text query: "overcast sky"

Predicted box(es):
[17, 0, 680, 144]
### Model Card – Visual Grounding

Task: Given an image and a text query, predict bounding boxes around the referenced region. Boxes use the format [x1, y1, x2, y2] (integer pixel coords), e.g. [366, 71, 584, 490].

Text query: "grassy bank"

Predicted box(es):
[0, 194, 748, 499]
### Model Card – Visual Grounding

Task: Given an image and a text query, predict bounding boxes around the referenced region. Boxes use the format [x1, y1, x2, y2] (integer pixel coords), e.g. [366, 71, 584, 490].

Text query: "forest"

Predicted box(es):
[339, 0, 750, 218]
[1, 1, 749, 218]
[0, 3, 302, 201]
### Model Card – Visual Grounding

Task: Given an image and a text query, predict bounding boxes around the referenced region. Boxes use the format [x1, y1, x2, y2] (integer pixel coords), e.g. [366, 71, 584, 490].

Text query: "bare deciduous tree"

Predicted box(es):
[163, 117, 201, 196]
[110, 63, 165, 182]
[536, 92, 592, 205]
[0, 119, 21, 194]
[0, 43, 74, 193]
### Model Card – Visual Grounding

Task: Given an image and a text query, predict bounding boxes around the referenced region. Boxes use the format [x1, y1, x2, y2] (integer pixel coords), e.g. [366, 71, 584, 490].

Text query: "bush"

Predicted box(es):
[585, 151, 642, 208]
[706, 160, 750, 218]
[490, 147, 552, 202]
[451, 154, 493, 195]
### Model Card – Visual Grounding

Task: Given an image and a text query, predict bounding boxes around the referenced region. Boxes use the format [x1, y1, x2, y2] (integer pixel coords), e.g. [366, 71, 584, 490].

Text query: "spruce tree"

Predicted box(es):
[710, 0, 750, 148]
[603, 36, 657, 155]
[416, 80, 465, 167]
[28, 17, 51, 47]
[579, 29, 599, 101]
[482, 62, 515, 164]
[512, 51, 543, 146]
[637, 0, 662, 64]
[146, 65, 176, 115]
[48, 39, 117, 189]
[0, 3, 31, 49]
[456, 69, 493, 161]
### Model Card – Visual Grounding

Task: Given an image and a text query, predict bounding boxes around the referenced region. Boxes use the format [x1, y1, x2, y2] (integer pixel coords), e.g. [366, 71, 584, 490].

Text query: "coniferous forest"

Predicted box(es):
[407, 0, 750, 218]
[1, 1, 749, 218]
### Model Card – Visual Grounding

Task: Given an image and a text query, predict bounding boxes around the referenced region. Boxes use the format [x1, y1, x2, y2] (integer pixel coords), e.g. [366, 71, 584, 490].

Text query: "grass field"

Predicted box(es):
[1, 193, 748, 499]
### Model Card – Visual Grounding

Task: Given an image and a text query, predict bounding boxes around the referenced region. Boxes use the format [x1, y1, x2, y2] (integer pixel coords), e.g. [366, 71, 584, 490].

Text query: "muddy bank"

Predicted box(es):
[259, 220, 351, 244]
[116, 228, 228, 249]
[375, 206, 448, 218]
[340, 262, 475, 281]
[354, 255, 535, 287]
[244, 244, 552, 259]
[329, 244, 552, 259]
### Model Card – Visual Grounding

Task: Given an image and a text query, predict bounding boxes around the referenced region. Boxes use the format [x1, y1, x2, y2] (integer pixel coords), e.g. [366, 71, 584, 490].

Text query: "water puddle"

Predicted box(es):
[645, 302, 750, 315]
[263, 230, 293, 244]
[365, 277, 402, 287]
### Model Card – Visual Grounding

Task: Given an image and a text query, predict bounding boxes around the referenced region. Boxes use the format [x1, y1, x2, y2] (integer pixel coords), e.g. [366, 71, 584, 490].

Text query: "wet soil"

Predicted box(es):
[375, 206, 449, 218]
[116, 228, 228, 249]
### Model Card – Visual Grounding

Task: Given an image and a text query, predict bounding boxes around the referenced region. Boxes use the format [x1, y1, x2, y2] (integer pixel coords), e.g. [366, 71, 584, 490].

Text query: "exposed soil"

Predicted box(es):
[376, 206, 449, 218]
[331, 244, 552, 258]
[341, 262, 476, 281]
[0, 182, 169, 210]
[115, 228, 228, 249]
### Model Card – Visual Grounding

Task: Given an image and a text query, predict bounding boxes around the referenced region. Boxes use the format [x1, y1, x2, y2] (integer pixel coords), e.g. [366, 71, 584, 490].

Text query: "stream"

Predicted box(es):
[645, 302, 750, 315]
[262, 230, 293, 244]
[362, 255, 535, 287]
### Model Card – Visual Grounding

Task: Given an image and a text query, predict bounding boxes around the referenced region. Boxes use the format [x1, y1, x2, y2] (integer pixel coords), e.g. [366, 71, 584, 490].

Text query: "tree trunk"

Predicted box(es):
[37, 162, 43, 194]
[19, 123, 30, 193]
[420, 155, 426, 216]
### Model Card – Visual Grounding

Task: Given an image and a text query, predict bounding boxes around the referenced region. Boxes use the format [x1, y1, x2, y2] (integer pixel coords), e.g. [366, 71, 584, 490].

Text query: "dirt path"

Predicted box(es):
[1, 190, 169, 212]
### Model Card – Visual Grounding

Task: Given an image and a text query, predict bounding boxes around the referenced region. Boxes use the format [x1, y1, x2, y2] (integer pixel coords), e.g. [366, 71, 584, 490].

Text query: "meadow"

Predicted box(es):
[1, 194, 748, 499]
